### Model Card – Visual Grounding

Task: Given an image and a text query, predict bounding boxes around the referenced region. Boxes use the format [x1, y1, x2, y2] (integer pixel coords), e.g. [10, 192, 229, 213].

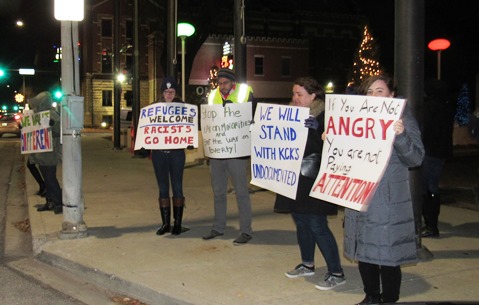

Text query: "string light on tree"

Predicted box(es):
[350, 25, 383, 88]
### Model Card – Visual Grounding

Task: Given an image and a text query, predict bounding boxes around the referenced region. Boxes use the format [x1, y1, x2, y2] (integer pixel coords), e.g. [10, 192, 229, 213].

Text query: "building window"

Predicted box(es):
[281, 57, 291, 77]
[102, 90, 112, 107]
[102, 48, 112, 73]
[101, 19, 112, 38]
[254, 55, 264, 76]
[124, 90, 133, 107]
[125, 20, 133, 39]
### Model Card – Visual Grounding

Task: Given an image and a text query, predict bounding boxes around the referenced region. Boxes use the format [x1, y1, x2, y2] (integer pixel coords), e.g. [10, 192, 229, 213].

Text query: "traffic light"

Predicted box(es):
[53, 89, 63, 100]
[0, 67, 6, 79]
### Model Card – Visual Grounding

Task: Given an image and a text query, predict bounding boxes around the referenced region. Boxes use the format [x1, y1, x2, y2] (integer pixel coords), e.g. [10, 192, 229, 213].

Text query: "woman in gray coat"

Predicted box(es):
[343, 75, 424, 304]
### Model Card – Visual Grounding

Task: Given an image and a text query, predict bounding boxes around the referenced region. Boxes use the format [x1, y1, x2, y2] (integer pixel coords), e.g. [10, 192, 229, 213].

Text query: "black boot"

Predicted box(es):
[171, 198, 185, 235]
[422, 192, 440, 237]
[156, 198, 171, 235]
[355, 294, 382, 305]
[37, 183, 46, 197]
[37, 201, 54, 212]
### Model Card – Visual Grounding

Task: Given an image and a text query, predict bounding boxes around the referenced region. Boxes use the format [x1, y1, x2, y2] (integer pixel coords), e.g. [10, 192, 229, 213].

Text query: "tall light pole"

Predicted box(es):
[19, 68, 35, 100]
[177, 22, 195, 100]
[428, 38, 450, 80]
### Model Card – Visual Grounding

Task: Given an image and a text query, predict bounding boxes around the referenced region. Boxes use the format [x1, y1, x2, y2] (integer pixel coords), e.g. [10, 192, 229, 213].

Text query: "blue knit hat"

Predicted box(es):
[160, 76, 178, 92]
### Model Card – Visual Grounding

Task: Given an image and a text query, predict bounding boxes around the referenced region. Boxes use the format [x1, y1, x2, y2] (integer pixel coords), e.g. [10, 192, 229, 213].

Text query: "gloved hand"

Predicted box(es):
[49, 119, 55, 126]
[304, 116, 319, 130]
[186, 145, 195, 150]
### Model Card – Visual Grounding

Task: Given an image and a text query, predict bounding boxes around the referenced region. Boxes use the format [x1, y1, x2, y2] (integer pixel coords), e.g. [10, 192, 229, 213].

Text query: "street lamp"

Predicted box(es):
[177, 22, 195, 100]
[19, 68, 35, 101]
[428, 38, 450, 80]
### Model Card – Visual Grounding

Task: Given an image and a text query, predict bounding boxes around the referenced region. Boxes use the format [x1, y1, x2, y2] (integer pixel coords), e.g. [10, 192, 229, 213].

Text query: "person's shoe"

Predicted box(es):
[37, 201, 54, 212]
[314, 273, 346, 290]
[233, 233, 252, 245]
[421, 226, 439, 238]
[202, 230, 223, 240]
[355, 294, 382, 304]
[285, 264, 315, 278]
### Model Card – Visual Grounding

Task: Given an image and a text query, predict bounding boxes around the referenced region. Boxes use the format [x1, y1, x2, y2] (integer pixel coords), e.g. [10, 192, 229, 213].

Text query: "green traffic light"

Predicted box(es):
[0, 69, 4, 77]
[54, 90, 63, 99]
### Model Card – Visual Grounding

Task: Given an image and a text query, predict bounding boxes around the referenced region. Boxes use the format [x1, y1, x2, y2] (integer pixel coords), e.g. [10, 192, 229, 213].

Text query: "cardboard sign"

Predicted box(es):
[250, 103, 309, 199]
[309, 94, 406, 211]
[134, 102, 198, 150]
[200, 103, 252, 158]
[20, 110, 54, 154]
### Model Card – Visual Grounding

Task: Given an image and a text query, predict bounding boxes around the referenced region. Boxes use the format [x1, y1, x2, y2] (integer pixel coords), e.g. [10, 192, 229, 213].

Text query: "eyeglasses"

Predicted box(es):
[163, 90, 175, 95]
[218, 80, 231, 86]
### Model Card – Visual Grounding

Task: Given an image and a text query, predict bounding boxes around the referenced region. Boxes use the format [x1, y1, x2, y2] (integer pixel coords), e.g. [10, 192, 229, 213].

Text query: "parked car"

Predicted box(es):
[0, 113, 22, 137]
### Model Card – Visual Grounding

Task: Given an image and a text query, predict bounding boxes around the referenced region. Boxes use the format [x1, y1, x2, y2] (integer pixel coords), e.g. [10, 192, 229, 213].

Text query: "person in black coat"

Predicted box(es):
[280, 77, 346, 291]
[421, 78, 455, 238]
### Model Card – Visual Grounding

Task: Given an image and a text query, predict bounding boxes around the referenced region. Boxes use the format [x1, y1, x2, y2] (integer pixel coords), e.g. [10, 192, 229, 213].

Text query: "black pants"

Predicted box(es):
[358, 261, 401, 303]
[39, 165, 62, 207]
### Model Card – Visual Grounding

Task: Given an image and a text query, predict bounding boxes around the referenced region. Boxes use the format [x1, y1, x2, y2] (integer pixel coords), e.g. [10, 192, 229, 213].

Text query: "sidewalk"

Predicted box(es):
[25, 133, 479, 305]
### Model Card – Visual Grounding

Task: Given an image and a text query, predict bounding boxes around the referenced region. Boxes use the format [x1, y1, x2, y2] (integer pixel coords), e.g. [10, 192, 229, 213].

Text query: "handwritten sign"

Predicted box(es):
[250, 103, 309, 199]
[134, 102, 198, 150]
[20, 110, 54, 154]
[200, 103, 252, 158]
[309, 94, 406, 211]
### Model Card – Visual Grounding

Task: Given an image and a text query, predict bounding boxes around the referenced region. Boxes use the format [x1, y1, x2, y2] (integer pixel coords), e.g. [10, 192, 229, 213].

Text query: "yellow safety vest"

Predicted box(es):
[208, 83, 253, 105]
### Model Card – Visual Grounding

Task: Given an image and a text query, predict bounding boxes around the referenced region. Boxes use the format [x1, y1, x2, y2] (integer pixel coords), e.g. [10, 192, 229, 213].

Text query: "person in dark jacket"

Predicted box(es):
[343, 75, 425, 304]
[421, 78, 455, 238]
[152, 77, 188, 236]
[281, 77, 346, 291]
[28, 91, 63, 214]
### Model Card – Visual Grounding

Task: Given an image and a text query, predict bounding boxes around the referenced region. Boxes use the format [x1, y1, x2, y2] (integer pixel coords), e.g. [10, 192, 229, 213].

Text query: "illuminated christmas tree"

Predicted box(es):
[350, 25, 383, 88]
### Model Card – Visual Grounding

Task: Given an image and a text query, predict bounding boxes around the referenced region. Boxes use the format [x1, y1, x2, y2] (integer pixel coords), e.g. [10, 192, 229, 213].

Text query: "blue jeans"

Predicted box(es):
[291, 212, 343, 274]
[151, 150, 185, 199]
[39, 165, 62, 207]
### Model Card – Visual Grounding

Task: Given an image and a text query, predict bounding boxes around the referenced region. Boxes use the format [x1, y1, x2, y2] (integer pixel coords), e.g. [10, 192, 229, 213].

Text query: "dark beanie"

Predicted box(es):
[217, 68, 236, 82]
[160, 76, 178, 92]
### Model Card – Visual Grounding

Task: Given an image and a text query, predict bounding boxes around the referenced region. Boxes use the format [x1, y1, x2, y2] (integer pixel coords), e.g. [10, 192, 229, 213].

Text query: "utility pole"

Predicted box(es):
[59, 21, 87, 239]
[394, 0, 430, 259]
[234, 0, 246, 82]
[113, 0, 121, 149]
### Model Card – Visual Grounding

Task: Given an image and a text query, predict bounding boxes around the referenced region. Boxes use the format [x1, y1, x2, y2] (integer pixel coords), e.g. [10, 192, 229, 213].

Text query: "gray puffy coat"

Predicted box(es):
[343, 107, 425, 267]
[28, 92, 62, 166]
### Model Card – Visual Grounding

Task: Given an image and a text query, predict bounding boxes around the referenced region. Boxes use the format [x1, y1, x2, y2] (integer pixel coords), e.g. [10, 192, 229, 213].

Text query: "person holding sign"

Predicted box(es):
[28, 92, 63, 214]
[280, 77, 346, 290]
[342, 75, 424, 304]
[152, 77, 188, 236]
[202, 68, 255, 245]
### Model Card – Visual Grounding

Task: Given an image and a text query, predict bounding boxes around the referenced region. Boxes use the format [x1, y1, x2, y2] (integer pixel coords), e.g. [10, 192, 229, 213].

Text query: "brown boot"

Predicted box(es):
[156, 198, 171, 235]
[171, 197, 185, 235]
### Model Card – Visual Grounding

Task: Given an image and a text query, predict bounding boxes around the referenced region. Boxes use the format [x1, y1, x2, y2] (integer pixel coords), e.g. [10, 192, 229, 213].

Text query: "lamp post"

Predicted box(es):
[19, 68, 35, 102]
[427, 38, 450, 80]
[177, 22, 195, 100]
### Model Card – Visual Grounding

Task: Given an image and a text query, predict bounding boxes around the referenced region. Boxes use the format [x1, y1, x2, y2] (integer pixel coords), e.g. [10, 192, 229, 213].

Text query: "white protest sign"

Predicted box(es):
[20, 110, 54, 154]
[134, 102, 198, 150]
[250, 103, 309, 199]
[200, 103, 252, 158]
[309, 94, 406, 211]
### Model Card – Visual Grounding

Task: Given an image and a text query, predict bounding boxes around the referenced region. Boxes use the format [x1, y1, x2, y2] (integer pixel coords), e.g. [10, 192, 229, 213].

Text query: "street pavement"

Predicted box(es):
[19, 132, 479, 304]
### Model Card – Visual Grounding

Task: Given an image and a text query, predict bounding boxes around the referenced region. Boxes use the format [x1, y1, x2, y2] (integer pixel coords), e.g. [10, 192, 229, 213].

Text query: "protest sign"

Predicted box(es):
[250, 103, 309, 199]
[20, 110, 53, 154]
[134, 102, 198, 150]
[309, 94, 406, 211]
[200, 103, 252, 158]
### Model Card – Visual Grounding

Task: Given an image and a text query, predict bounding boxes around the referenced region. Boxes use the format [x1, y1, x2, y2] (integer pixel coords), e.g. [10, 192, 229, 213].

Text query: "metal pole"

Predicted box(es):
[59, 21, 87, 239]
[181, 36, 186, 99]
[234, 0, 246, 82]
[437, 50, 442, 80]
[394, 0, 430, 260]
[113, 0, 121, 149]
[167, 0, 177, 77]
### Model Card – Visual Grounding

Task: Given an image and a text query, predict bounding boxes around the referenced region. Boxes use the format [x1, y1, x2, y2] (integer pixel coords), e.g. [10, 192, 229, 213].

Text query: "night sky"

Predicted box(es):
[0, 0, 477, 106]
